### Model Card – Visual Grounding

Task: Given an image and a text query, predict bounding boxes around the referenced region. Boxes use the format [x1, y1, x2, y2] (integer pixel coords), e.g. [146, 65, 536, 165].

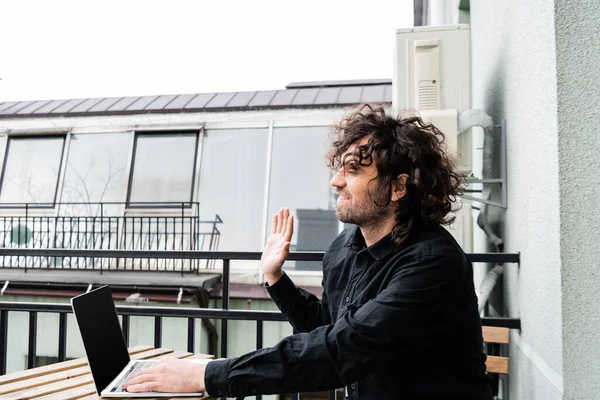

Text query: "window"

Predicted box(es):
[127, 132, 199, 205]
[268, 127, 337, 270]
[0, 136, 66, 204]
[59, 133, 131, 216]
[197, 128, 268, 252]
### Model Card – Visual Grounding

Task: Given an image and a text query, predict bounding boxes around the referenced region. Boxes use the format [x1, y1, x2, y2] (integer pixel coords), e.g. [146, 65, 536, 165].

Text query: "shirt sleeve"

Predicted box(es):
[265, 272, 331, 332]
[204, 253, 463, 398]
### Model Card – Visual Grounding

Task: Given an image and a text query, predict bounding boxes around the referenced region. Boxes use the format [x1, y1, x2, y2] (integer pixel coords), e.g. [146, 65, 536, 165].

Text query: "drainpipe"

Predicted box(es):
[413, 0, 428, 26]
[194, 288, 218, 357]
[458, 109, 505, 313]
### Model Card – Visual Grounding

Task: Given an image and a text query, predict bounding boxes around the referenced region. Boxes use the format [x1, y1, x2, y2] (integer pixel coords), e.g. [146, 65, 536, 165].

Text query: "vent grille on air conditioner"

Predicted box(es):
[418, 82, 439, 110]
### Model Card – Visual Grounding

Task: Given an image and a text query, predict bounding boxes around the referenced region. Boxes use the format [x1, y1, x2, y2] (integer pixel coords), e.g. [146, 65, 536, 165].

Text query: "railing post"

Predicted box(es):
[256, 320, 263, 350]
[100, 203, 104, 273]
[0, 310, 8, 375]
[22, 204, 27, 273]
[221, 259, 230, 358]
[154, 316, 162, 349]
[180, 203, 184, 273]
[122, 315, 130, 347]
[58, 312, 67, 362]
[187, 318, 195, 353]
[28, 311, 37, 369]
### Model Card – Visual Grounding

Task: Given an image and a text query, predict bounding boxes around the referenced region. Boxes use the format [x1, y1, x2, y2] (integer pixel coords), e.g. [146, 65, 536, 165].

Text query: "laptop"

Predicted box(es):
[71, 285, 209, 398]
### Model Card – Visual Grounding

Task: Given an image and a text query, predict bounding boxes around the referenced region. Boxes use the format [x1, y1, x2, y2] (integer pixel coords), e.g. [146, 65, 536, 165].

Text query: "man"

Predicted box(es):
[123, 105, 492, 399]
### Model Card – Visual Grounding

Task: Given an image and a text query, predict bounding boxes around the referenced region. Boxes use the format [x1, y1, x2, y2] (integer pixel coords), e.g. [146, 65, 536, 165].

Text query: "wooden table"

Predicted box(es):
[0, 345, 214, 399]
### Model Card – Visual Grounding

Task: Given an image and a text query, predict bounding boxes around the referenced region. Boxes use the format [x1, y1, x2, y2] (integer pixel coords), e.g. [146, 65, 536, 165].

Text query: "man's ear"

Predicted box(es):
[391, 174, 409, 202]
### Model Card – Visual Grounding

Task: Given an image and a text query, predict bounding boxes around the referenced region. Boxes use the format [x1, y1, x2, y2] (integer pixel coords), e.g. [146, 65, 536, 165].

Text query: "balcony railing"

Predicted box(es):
[0, 202, 222, 272]
[0, 248, 521, 400]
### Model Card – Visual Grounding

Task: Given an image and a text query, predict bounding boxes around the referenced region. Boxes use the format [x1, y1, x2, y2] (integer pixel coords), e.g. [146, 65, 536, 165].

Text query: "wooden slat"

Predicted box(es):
[37, 349, 195, 400]
[482, 326, 510, 344]
[486, 355, 509, 374]
[186, 353, 214, 360]
[34, 382, 97, 400]
[77, 394, 210, 400]
[2, 374, 91, 399]
[139, 392, 210, 399]
[150, 351, 193, 360]
[0, 345, 152, 386]
[3, 348, 174, 400]
[129, 347, 174, 360]
[0, 365, 89, 395]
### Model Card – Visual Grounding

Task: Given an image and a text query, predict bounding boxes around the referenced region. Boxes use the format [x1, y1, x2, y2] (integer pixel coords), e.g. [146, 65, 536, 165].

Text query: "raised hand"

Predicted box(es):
[261, 208, 294, 285]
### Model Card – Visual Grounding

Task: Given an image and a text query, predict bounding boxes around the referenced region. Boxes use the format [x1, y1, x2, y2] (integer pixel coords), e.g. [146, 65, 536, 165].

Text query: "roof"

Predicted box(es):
[0, 79, 392, 119]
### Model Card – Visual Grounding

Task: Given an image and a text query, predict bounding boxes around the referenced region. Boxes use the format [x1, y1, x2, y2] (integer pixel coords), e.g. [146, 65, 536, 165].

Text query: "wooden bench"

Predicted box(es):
[483, 326, 510, 400]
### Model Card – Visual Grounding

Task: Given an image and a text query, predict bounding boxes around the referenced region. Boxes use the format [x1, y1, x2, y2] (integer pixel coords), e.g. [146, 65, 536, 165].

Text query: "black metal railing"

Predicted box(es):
[0, 248, 521, 400]
[0, 202, 222, 272]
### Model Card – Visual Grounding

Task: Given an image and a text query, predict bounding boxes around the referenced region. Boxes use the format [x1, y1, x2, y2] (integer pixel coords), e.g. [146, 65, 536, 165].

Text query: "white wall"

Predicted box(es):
[470, 1, 564, 399]
[554, 1, 600, 398]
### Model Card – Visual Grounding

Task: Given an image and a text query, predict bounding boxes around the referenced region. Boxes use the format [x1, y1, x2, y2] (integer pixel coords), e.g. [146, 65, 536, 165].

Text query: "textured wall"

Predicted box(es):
[554, 1, 600, 398]
[470, 0, 564, 398]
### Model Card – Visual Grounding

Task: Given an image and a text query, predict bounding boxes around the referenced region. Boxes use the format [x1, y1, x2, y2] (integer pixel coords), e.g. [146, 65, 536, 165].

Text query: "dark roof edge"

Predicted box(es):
[0, 102, 391, 120]
[286, 78, 391, 89]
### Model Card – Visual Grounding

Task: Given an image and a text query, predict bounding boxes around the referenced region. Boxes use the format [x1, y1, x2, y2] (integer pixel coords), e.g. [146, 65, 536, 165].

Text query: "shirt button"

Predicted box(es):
[216, 390, 223, 396]
[252, 388, 258, 394]
[351, 383, 356, 390]
[345, 296, 350, 303]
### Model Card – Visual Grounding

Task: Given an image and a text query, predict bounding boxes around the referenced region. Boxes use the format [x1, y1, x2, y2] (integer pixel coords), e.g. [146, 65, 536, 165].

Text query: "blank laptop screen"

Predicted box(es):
[71, 285, 131, 394]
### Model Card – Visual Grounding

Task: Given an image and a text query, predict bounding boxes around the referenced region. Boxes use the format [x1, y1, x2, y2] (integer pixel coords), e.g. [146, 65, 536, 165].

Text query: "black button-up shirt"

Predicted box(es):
[205, 225, 493, 399]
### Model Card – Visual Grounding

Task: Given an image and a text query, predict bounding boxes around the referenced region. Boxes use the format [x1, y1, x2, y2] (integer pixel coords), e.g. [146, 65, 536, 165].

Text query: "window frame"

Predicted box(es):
[125, 130, 201, 209]
[0, 134, 67, 208]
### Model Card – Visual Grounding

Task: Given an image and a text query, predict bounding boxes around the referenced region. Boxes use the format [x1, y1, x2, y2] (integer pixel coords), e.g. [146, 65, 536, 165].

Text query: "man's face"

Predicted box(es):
[330, 138, 391, 227]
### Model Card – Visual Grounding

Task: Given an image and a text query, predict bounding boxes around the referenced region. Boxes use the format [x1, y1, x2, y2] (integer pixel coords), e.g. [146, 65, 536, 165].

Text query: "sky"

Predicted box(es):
[0, 0, 413, 102]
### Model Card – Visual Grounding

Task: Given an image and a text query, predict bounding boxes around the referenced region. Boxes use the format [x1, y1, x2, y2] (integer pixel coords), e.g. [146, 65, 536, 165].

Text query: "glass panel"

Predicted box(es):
[268, 127, 337, 271]
[198, 128, 268, 252]
[59, 133, 131, 216]
[129, 133, 198, 204]
[0, 136, 65, 204]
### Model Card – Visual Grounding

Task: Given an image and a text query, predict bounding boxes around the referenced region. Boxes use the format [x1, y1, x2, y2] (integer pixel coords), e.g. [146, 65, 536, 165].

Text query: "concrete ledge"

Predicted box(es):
[0, 268, 221, 289]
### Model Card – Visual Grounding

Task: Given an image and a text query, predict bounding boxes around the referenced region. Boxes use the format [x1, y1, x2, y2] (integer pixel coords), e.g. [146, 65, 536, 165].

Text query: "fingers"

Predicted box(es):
[276, 208, 283, 233]
[272, 208, 294, 241]
[126, 381, 160, 393]
[122, 373, 159, 392]
[284, 212, 294, 242]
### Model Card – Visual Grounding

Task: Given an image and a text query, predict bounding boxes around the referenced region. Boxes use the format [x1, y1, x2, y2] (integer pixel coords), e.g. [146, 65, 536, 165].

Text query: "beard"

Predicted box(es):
[335, 197, 391, 228]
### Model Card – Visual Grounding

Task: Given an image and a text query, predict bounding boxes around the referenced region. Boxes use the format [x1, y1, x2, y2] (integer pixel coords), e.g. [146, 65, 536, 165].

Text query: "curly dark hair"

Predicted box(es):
[327, 104, 465, 246]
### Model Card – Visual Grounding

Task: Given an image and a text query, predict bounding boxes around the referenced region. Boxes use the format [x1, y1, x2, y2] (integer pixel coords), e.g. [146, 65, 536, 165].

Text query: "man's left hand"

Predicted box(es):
[122, 359, 206, 393]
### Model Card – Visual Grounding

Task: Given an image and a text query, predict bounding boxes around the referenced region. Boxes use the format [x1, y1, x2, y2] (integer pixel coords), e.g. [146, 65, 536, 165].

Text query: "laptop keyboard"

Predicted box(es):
[111, 360, 157, 392]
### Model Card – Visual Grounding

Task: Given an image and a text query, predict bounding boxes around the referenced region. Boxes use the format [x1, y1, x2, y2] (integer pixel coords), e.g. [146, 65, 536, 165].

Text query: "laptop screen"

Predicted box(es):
[71, 285, 131, 395]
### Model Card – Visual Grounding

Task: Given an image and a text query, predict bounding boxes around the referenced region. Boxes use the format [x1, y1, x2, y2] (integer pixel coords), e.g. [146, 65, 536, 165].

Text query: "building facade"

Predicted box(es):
[455, 1, 600, 399]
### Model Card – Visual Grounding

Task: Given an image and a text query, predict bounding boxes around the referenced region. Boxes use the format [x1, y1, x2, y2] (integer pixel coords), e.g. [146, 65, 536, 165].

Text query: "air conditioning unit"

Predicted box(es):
[393, 24, 473, 252]
[393, 24, 471, 173]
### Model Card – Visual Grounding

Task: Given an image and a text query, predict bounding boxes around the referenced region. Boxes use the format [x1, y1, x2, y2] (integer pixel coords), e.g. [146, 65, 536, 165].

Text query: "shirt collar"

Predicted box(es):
[344, 226, 398, 260]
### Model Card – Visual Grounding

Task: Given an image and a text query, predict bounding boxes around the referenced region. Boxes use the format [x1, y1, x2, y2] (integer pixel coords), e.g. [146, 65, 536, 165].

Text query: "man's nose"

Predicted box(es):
[330, 170, 345, 188]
